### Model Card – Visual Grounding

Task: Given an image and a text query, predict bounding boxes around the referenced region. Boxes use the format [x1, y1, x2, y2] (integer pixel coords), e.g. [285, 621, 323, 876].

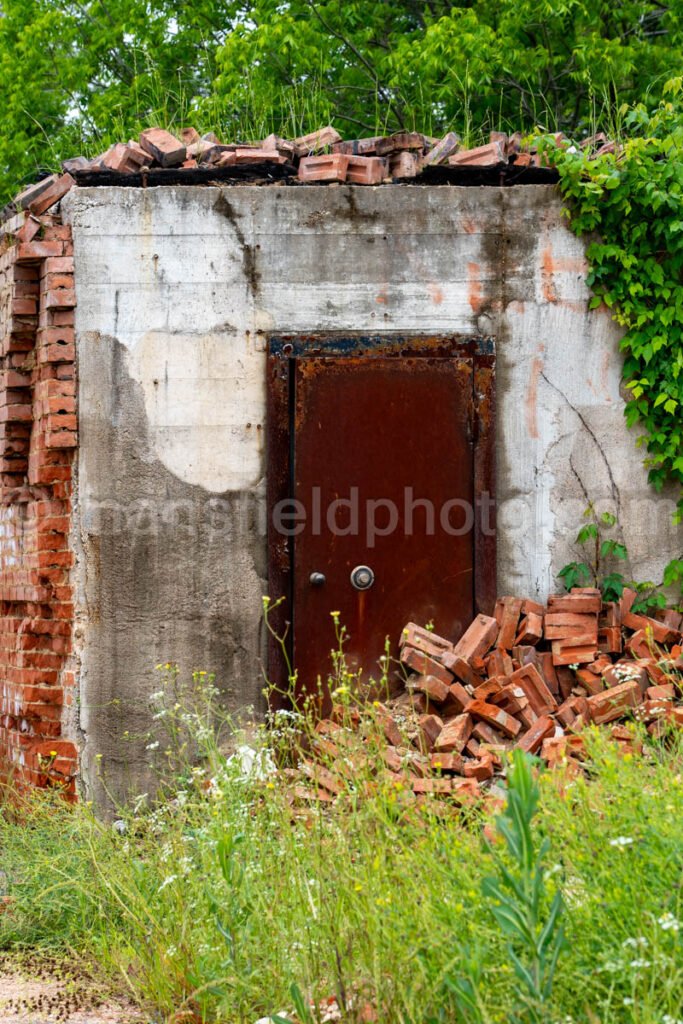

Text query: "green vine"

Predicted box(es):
[540, 79, 683, 518]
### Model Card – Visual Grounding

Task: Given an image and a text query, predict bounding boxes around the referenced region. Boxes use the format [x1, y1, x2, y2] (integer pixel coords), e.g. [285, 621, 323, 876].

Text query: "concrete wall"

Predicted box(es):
[62, 183, 682, 801]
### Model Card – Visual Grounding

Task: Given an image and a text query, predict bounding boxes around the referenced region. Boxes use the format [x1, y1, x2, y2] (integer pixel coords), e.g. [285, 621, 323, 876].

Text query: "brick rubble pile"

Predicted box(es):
[4, 125, 618, 217]
[287, 587, 683, 809]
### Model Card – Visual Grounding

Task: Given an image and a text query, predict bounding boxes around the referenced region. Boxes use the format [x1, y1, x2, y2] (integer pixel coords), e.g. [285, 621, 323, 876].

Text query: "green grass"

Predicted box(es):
[1, 674, 683, 1024]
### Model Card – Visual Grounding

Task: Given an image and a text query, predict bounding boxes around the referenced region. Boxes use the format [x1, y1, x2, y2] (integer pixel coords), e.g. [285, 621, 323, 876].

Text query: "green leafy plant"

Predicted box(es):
[546, 80, 683, 518]
[558, 505, 628, 600]
[482, 751, 565, 1024]
[559, 505, 683, 611]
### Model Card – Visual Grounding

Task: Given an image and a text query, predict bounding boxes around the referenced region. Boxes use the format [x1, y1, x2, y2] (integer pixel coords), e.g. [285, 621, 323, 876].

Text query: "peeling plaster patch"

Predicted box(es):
[127, 331, 265, 492]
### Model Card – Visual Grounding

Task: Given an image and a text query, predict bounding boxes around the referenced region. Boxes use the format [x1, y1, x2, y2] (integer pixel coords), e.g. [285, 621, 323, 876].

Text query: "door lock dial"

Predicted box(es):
[350, 565, 375, 591]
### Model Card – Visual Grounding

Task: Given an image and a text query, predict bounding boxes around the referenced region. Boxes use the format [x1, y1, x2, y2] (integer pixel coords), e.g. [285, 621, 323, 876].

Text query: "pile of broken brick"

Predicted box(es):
[285, 587, 683, 810]
[5, 125, 617, 218]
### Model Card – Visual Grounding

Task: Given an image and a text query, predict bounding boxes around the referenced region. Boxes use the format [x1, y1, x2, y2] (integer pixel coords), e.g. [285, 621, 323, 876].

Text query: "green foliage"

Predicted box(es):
[2, 0, 683, 202]
[548, 81, 683, 516]
[0, 0, 231, 202]
[482, 752, 565, 1023]
[558, 504, 682, 611]
[2, 719, 683, 1022]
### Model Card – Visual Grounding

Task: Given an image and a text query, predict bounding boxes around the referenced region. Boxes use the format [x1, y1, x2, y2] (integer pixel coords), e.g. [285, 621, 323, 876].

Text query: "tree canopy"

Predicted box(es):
[1, 0, 682, 201]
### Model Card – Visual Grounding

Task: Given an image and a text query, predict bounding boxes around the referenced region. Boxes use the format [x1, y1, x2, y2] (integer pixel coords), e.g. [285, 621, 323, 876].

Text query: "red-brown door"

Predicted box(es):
[278, 347, 483, 707]
[267, 335, 495, 709]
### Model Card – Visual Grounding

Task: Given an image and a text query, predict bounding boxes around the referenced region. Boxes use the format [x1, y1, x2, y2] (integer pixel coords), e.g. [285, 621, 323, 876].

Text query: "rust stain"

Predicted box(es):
[541, 246, 590, 304]
[526, 355, 544, 439]
[462, 218, 476, 234]
[541, 247, 558, 303]
[467, 262, 483, 314]
[375, 288, 388, 305]
[428, 284, 444, 305]
[506, 300, 525, 315]
[548, 253, 588, 274]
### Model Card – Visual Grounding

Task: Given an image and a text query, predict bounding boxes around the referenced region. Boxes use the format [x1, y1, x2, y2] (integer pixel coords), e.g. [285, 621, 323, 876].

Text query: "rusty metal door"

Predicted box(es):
[267, 336, 495, 708]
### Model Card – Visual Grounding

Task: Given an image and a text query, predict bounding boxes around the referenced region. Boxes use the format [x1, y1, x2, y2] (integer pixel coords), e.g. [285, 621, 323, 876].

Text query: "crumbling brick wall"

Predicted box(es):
[0, 197, 78, 798]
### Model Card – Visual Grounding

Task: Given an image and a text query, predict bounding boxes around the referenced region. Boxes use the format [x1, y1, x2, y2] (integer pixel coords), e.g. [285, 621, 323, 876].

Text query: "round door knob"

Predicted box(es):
[309, 571, 326, 586]
[350, 565, 375, 590]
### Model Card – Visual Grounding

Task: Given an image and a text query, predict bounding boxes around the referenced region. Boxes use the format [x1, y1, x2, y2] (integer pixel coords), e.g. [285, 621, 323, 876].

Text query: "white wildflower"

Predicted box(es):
[158, 874, 177, 893]
[145, 740, 160, 751]
[609, 836, 634, 847]
[658, 912, 680, 932]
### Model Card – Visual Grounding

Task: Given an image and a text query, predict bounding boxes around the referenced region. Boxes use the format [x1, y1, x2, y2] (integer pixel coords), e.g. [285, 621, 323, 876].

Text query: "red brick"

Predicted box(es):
[16, 238, 65, 263]
[375, 133, 426, 156]
[453, 614, 498, 662]
[346, 156, 387, 185]
[510, 663, 557, 714]
[495, 596, 523, 649]
[400, 622, 453, 659]
[26, 175, 74, 216]
[233, 148, 288, 165]
[449, 141, 506, 168]
[551, 637, 599, 665]
[411, 777, 452, 795]
[422, 132, 460, 167]
[298, 154, 349, 182]
[388, 151, 422, 178]
[468, 699, 521, 738]
[44, 257, 74, 275]
[294, 126, 342, 157]
[44, 289, 76, 311]
[431, 752, 463, 773]
[0, 404, 32, 422]
[514, 612, 543, 645]
[463, 752, 495, 781]
[547, 592, 602, 613]
[417, 713, 444, 752]
[440, 652, 480, 688]
[407, 673, 450, 704]
[139, 128, 186, 167]
[37, 342, 75, 364]
[587, 680, 640, 725]
[12, 176, 58, 211]
[400, 647, 453, 686]
[516, 715, 556, 754]
[433, 713, 472, 753]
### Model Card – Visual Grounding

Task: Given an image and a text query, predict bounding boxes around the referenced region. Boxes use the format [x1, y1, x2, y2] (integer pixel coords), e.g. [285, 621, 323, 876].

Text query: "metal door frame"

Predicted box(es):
[265, 333, 496, 699]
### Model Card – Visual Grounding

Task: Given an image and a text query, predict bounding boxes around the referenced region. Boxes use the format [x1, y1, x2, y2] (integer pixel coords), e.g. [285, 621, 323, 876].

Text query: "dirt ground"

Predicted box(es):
[0, 953, 144, 1024]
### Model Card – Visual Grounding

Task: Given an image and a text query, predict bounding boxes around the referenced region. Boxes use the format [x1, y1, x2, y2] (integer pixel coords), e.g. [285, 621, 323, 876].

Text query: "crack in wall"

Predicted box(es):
[540, 370, 621, 515]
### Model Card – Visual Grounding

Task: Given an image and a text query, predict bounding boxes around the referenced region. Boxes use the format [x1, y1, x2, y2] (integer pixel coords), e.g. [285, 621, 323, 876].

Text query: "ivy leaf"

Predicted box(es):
[558, 562, 592, 591]
[601, 572, 626, 601]
[600, 540, 628, 560]
[577, 524, 598, 545]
